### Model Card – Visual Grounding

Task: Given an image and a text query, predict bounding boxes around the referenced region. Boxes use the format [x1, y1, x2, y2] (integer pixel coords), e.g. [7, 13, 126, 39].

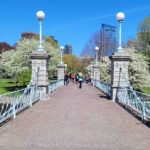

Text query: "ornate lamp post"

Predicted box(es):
[94, 46, 99, 65]
[92, 47, 100, 86]
[57, 46, 65, 80]
[60, 46, 64, 64]
[30, 10, 50, 100]
[36, 10, 45, 51]
[109, 12, 131, 101]
[90, 64, 93, 80]
[116, 12, 125, 52]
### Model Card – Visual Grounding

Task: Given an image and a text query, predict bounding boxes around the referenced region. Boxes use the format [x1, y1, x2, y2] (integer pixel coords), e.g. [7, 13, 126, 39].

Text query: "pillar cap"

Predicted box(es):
[30, 51, 51, 59]
[57, 63, 66, 68]
[109, 51, 132, 61]
[93, 64, 100, 68]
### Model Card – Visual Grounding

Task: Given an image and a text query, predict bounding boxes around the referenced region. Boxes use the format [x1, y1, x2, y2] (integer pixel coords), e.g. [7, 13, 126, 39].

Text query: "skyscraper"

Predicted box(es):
[100, 24, 116, 57]
[64, 45, 72, 54]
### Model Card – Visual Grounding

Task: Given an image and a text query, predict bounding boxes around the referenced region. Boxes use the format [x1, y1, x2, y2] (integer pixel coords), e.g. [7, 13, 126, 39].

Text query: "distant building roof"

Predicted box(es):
[0, 42, 15, 54]
[21, 32, 38, 39]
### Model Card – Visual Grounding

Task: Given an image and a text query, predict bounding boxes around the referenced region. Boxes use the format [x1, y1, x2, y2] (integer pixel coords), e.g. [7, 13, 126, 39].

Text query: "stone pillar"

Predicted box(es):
[93, 64, 100, 81]
[90, 65, 94, 80]
[109, 52, 131, 101]
[57, 63, 66, 80]
[30, 51, 50, 100]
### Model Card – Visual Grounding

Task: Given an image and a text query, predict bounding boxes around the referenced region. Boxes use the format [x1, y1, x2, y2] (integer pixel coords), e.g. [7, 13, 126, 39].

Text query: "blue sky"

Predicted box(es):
[0, 0, 150, 56]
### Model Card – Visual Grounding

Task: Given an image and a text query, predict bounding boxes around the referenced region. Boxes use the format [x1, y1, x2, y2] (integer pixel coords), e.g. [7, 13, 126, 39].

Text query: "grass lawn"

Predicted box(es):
[0, 79, 24, 94]
[0, 79, 16, 88]
[142, 87, 150, 95]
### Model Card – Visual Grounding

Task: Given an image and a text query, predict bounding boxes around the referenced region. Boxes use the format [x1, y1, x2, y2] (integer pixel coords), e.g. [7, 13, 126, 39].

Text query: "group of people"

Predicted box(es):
[64, 72, 91, 89]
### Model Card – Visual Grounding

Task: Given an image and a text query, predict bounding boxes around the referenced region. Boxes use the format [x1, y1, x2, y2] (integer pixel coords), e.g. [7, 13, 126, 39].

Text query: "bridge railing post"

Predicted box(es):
[57, 64, 66, 82]
[125, 88, 129, 109]
[30, 51, 50, 100]
[12, 100, 16, 119]
[142, 101, 146, 120]
[93, 65, 100, 87]
[29, 87, 33, 108]
[109, 52, 131, 101]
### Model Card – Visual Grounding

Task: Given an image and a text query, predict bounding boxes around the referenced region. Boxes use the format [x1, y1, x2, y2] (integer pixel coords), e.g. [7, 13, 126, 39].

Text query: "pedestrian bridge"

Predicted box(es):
[0, 83, 150, 150]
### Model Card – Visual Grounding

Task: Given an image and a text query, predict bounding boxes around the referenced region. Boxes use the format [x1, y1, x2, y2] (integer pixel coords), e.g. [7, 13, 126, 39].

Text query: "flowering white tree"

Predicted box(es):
[127, 48, 150, 89]
[88, 48, 150, 91]
[86, 58, 111, 83]
[0, 38, 60, 85]
[100, 57, 111, 83]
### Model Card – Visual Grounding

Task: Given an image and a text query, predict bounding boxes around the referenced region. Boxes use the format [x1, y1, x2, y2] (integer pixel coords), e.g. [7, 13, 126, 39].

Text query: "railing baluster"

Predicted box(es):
[12, 100, 16, 119]
[48, 80, 64, 94]
[29, 88, 32, 108]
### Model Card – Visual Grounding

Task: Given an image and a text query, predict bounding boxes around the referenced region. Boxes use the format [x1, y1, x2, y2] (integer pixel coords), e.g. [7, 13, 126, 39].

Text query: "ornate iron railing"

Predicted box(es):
[92, 79, 111, 97]
[116, 68, 150, 121]
[92, 71, 150, 121]
[117, 87, 150, 121]
[0, 79, 64, 124]
[0, 86, 40, 124]
[48, 79, 64, 93]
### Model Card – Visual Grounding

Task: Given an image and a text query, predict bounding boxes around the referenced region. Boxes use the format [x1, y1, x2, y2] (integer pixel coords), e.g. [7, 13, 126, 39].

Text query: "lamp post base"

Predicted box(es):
[117, 47, 123, 53]
[38, 45, 44, 51]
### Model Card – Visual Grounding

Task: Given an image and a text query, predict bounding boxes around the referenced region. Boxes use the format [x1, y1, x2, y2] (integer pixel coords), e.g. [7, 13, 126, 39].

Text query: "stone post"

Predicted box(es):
[93, 64, 100, 81]
[90, 65, 94, 80]
[57, 63, 66, 80]
[109, 52, 131, 101]
[30, 51, 50, 100]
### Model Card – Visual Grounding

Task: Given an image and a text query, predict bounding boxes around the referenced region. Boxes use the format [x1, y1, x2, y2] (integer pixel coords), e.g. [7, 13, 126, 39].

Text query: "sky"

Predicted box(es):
[0, 0, 150, 56]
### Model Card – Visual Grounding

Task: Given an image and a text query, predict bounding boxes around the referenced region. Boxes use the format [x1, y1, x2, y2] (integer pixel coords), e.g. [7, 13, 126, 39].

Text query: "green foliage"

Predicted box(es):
[0, 79, 18, 94]
[88, 48, 150, 92]
[137, 15, 150, 51]
[144, 46, 150, 71]
[45, 36, 58, 48]
[136, 15, 150, 72]
[79, 57, 93, 74]
[142, 87, 150, 95]
[63, 55, 93, 74]
[0, 38, 60, 85]
[63, 54, 81, 73]
[0, 79, 15, 88]
[18, 69, 31, 86]
[127, 48, 150, 89]
[100, 58, 111, 83]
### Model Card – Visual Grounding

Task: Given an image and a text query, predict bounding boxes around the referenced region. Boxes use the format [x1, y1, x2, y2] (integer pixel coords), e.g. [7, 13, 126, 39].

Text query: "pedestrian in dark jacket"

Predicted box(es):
[78, 72, 83, 89]
[64, 73, 69, 85]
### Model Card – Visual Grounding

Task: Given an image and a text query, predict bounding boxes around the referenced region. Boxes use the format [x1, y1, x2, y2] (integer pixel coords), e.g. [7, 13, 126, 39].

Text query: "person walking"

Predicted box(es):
[78, 72, 83, 89]
[64, 73, 69, 86]
[75, 73, 79, 84]
[85, 74, 89, 84]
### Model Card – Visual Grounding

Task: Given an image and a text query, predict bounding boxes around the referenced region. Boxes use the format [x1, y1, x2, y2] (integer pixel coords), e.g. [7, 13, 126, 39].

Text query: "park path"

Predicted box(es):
[0, 83, 150, 150]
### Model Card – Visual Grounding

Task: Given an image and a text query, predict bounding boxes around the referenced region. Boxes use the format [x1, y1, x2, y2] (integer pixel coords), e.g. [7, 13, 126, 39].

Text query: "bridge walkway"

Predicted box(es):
[0, 83, 150, 150]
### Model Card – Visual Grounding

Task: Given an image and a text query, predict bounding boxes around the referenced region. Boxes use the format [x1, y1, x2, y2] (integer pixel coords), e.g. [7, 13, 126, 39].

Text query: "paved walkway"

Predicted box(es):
[0, 83, 150, 150]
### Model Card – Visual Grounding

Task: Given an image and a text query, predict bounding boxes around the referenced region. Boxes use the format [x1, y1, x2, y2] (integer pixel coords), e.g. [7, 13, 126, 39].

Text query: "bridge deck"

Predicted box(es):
[0, 83, 150, 150]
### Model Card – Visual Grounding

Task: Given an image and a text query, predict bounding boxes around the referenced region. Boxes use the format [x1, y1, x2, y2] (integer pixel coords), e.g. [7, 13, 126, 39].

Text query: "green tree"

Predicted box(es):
[18, 69, 31, 86]
[63, 54, 81, 73]
[127, 48, 150, 90]
[79, 57, 93, 74]
[87, 48, 150, 91]
[137, 15, 150, 51]
[137, 15, 150, 71]
[0, 38, 59, 85]
[45, 36, 58, 49]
